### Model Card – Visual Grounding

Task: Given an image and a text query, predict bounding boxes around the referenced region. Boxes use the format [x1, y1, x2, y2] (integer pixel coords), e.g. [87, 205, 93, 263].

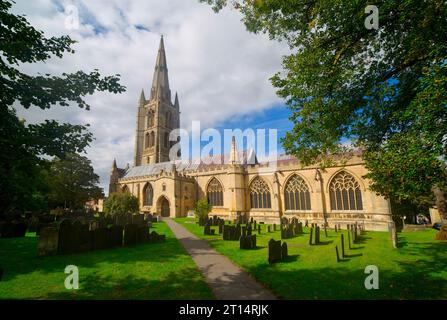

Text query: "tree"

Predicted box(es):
[43, 153, 103, 210]
[103, 193, 139, 217]
[195, 199, 212, 226]
[200, 0, 447, 221]
[0, 0, 125, 217]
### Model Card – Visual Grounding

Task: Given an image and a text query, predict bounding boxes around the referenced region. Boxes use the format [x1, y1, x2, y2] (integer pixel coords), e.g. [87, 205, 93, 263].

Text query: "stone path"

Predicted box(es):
[163, 218, 277, 300]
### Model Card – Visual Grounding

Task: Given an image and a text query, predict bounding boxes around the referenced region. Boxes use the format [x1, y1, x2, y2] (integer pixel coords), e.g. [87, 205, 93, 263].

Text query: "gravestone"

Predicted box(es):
[341, 234, 345, 258]
[204, 224, 211, 235]
[268, 239, 282, 264]
[37, 227, 59, 256]
[124, 224, 138, 246]
[258, 225, 261, 235]
[92, 227, 109, 250]
[315, 226, 321, 244]
[137, 226, 149, 244]
[267, 225, 271, 233]
[281, 242, 288, 259]
[335, 246, 341, 262]
[273, 224, 276, 231]
[148, 231, 166, 243]
[110, 225, 124, 247]
[309, 227, 313, 245]
[58, 219, 76, 254]
[347, 230, 352, 249]
[240, 234, 256, 249]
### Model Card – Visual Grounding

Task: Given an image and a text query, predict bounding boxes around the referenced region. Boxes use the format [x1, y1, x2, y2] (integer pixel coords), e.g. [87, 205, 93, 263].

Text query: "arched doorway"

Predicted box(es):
[157, 196, 170, 217]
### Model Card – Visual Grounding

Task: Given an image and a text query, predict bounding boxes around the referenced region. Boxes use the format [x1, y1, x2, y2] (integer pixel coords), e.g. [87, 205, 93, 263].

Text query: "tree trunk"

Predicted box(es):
[432, 185, 447, 222]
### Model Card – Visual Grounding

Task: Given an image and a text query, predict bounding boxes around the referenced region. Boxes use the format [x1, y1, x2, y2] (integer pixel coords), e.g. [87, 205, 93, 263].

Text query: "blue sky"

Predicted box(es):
[12, 0, 291, 192]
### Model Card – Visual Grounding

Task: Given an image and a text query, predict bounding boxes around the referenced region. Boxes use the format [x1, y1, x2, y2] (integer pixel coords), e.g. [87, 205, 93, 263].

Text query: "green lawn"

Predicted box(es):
[0, 221, 214, 300]
[175, 218, 447, 300]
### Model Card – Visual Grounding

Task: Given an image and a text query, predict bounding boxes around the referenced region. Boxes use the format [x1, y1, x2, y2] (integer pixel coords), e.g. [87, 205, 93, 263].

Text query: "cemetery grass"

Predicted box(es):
[175, 218, 447, 300]
[0, 221, 214, 300]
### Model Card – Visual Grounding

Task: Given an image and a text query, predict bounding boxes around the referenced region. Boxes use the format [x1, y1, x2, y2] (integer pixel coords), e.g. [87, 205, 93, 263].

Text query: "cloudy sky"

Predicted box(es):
[12, 0, 292, 193]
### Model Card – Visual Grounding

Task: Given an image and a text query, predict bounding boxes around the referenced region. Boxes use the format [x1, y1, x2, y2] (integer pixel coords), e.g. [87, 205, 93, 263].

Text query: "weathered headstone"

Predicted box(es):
[281, 242, 288, 259]
[268, 239, 282, 264]
[92, 227, 109, 250]
[137, 226, 149, 244]
[37, 227, 59, 256]
[58, 219, 76, 254]
[240, 234, 256, 249]
[123, 224, 138, 246]
[335, 246, 340, 262]
[315, 226, 320, 244]
[110, 225, 123, 247]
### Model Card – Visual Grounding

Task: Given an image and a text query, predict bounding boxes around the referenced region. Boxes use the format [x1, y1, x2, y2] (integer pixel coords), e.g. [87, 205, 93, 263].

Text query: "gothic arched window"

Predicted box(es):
[143, 183, 153, 206]
[329, 171, 363, 211]
[284, 174, 311, 210]
[145, 132, 150, 148]
[207, 178, 223, 206]
[149, 131, 155, 148]
[250, 177, 271, 209]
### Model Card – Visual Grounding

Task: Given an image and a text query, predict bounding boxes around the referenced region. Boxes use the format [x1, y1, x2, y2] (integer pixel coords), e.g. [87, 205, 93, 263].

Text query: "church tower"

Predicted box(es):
[134, 36, 180, 166]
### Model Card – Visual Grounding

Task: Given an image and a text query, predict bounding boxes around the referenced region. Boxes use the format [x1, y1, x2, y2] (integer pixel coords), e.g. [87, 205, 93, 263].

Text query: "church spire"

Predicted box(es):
[150, 35, 171, 101]
[139, 89, 146, 105]
[174, 92, 179, 108]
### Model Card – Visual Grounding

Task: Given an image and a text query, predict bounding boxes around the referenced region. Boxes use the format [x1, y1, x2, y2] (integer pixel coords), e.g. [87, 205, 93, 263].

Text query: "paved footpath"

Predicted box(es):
[163, 218, 277, 300]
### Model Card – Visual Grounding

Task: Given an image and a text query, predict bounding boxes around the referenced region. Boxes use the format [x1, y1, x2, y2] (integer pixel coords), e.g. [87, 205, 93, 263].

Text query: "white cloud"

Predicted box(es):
[12, 0, 289, 193]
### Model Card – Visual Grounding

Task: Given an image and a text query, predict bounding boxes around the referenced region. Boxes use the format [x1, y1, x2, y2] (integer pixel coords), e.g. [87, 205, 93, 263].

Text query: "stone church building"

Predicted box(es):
[109, 37, 393, 231]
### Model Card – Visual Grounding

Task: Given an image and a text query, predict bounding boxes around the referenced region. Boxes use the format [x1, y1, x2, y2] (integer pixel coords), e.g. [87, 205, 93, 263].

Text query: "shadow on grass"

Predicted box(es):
[0, 227, 196, 284]
[244, 239, 447, 299]
[39, 268, 213, 300]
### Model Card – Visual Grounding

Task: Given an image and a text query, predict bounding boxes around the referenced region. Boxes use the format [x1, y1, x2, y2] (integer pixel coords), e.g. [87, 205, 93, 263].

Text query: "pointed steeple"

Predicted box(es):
[139, 89, 146, 106]
[174, 92, 179, 108]
[230, 136, 239, 165]
[150, 35, 171, 101]
[111, 158, 118, 172]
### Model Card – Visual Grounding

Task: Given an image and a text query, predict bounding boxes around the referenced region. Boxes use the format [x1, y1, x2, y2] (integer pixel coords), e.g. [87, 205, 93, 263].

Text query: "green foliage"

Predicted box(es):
[201, 0, 447, 214]
[0, 0, 125, 217]
[103, 193, 139, 216]
[194, 199, 212, 221]
[42, 153, 103, 210]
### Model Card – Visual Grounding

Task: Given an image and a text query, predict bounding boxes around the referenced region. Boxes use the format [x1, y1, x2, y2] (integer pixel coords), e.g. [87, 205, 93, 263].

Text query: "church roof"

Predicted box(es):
[121, 149, 258, 179]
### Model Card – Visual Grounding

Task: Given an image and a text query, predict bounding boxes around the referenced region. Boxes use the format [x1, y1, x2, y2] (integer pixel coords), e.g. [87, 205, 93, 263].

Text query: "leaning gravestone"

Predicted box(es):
[37, 227, 59, 256]
[268, 239, 282, 264]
